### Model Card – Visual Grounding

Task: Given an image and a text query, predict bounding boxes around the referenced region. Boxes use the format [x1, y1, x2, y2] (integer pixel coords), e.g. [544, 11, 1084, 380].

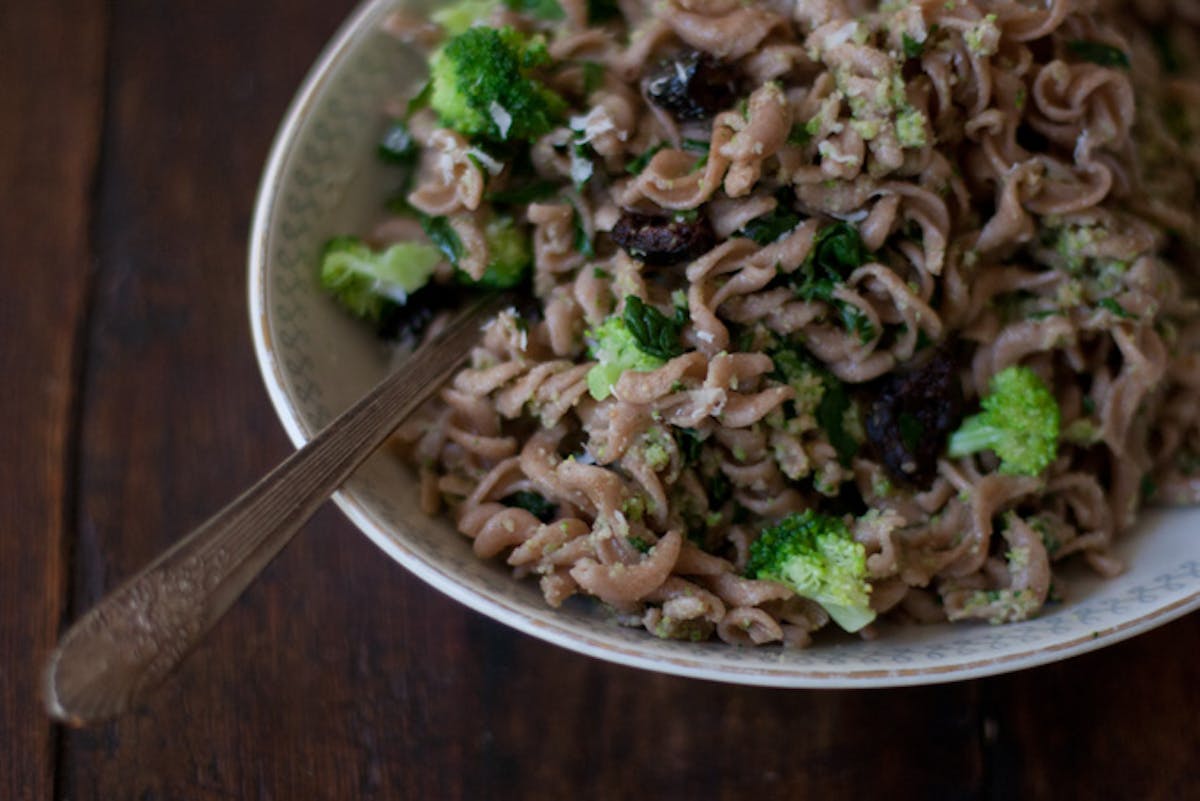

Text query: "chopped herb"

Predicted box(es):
[673, 208, 700, 224]
[593, 267, 611, 279]
[419, 215, 464, 266]
[814, 368, 859, 466]
[503, 0, 565, 21]
[623, 295, 686, 360]
[1082, 396, 1096, 415]
[626, 142, 667, 175]
[627, 535, 653, 554]
[690, 152, 709, 173]
[674, 427, 705, 466]
[737, 189, 802, 246]
[786, 122, 812, 146]
[572, 204, 594, 258]
[792, 221, 873, 302]
[681, 138, 709, 153]
[1098, 297, 1136, 319]
[406, 81, 432, 116]
[902, 33, 925, 59]
[378, 120, 417, 164]
[839, 303, 876, 344]
[706, 469, 733, 509]
[501, 491, 557, 522]
[1067, 40, 1130, 69]
[486, 179, 559, 205]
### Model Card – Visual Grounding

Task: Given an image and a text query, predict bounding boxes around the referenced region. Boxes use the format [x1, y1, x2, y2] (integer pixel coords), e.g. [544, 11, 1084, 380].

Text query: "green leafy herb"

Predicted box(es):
[705, 469, 732, 510]
[572, 204, 594, 258]
[626, 142, 667, 175]
[681, 138, 710, 153]
[902, 33, 925, 59]
[501, 491, 558, 522]
[627, 535, 653, 554]
[792, 222, 872, 303]
[674, 427, 705, 466]
[1098, 297, 1136, 319]
[378, 120, 417, 164]
[786, 123, 813, 146]
[419, 215, 464, 266]
[486, 179, 559, 205]
[816, 371, 859, 466]
[1067, 40, 1130, 69]
[623, 295, 685, 360]
[406, 81, 432, 116]
[737, 190, 801, 246]
[839, 303, 876, 344]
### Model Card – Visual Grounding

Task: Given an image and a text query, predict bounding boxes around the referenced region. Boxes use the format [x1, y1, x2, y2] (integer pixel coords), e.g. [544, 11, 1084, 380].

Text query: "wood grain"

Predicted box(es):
[0, 2, 107, 799]
[3, 0, 1196, 798]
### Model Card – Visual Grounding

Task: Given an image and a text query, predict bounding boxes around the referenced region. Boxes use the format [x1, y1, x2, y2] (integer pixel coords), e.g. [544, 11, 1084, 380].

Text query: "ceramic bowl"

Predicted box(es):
[248, 0, 1200, 686]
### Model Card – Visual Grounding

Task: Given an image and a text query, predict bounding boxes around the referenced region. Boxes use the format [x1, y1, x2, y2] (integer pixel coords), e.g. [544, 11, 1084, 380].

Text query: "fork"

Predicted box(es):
[44, 291, 511, 725]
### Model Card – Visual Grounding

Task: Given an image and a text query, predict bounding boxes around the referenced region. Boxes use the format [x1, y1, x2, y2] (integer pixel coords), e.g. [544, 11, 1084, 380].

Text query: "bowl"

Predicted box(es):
[248, 0, 1200, 686]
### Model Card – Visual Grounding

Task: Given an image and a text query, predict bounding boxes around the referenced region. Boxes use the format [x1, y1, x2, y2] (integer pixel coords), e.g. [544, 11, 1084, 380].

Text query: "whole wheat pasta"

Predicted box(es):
[346, 0, 1200, 646]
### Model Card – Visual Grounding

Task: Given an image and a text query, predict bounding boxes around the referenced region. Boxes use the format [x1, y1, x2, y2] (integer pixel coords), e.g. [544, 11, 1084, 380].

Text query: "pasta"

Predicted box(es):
[327, 0, 1200, 646]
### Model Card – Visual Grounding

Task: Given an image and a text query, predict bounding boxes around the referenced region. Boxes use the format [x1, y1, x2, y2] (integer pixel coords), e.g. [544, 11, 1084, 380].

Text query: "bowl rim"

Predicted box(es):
[247, 0, 1200, 687]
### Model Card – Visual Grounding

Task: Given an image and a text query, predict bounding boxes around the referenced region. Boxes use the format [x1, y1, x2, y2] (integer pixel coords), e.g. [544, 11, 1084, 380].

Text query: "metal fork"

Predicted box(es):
[44, 291, 511, 725]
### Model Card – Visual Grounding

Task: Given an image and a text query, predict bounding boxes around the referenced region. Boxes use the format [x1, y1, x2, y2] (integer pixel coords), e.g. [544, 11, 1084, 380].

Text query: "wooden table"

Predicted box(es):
[4, 3, 1199, 798]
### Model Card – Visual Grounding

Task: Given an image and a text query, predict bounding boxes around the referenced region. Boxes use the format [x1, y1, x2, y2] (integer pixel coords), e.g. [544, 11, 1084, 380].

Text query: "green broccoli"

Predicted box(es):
[745, 509, 875, 633]
[584, 296, 690, 400]
[429, 27, 566, 142]
[474, 214, 532, 288]
[948, 365, 1060, 476]
[319, 236, 442, 324]
[584, 313, 665, 401]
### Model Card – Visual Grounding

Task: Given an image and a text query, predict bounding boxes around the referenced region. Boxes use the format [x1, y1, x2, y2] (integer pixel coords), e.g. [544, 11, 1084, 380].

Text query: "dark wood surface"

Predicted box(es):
[3, 3, 1199, 799]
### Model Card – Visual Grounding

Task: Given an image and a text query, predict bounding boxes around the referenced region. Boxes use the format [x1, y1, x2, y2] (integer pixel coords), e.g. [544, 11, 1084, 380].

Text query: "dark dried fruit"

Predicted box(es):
[610, 211, 716, 266]
[864, 348, 965, 488]
[644, 50, 738, 120]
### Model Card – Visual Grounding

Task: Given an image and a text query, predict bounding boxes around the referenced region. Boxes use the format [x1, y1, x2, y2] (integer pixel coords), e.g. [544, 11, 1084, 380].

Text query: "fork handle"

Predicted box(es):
[44, 293, 506, 725]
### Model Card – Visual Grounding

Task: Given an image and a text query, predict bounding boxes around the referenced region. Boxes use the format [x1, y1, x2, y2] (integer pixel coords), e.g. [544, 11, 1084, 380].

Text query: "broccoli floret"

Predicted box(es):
[319, 236, 442, 324]
[475, 215, 532, 288]
[746, 510, 875, 633]
[429, 27, 566, 142]
[948, 365, 1060, 476]
[585, 314, 665, 401]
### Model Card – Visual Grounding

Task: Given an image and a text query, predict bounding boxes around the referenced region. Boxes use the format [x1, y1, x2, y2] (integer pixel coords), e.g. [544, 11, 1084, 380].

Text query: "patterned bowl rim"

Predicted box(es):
[247, 0, 1200, 687]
